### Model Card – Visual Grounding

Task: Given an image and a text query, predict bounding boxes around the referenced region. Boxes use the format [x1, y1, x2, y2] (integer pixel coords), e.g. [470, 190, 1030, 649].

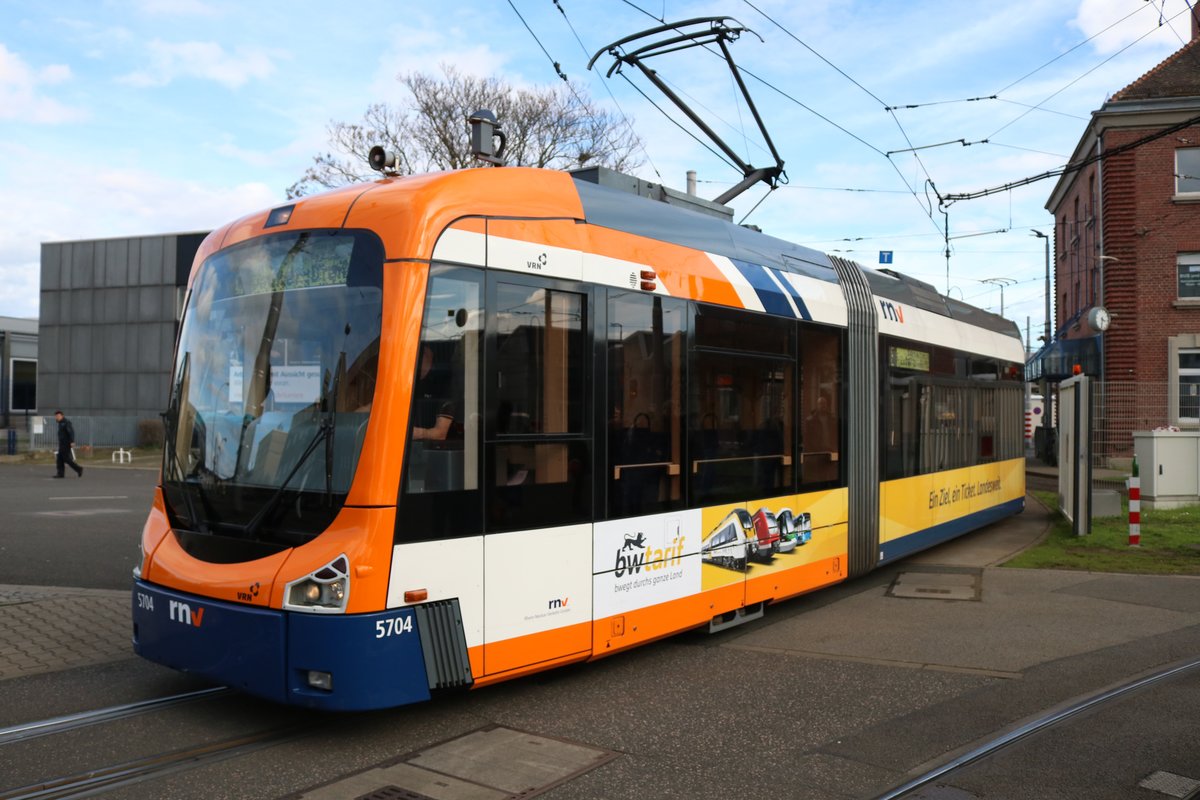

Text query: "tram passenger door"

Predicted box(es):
[481, 268, 594, 677]
[392, 266, 486, 676]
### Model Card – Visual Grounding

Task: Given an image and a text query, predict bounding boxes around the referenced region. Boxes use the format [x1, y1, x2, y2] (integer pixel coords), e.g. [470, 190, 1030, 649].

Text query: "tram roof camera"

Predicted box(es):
[368, 146, 399, 175]
[469, 108, 507, 166]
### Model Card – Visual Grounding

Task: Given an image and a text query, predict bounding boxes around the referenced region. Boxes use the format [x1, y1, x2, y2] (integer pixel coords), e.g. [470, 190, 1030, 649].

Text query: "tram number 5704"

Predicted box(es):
[375, 616, 413, 639]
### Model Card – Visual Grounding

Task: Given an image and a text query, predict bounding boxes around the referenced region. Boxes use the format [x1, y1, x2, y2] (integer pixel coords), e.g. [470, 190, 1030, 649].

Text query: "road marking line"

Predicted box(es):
[48, 496, 130, 501]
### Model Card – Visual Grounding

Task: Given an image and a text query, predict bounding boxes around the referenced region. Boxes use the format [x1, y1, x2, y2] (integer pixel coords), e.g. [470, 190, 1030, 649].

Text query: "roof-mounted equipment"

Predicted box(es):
[368, 146, 400, 176]
[468, 108, 507, 166]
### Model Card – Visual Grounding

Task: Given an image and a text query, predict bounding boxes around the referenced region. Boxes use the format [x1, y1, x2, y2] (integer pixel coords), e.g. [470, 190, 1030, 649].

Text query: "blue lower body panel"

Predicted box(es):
[879, 497, 1025, 564]
[132, 580, 431, 711]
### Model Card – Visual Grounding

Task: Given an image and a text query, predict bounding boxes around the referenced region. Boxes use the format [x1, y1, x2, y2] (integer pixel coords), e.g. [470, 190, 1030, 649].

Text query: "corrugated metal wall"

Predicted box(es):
[38, 233, 205, 420]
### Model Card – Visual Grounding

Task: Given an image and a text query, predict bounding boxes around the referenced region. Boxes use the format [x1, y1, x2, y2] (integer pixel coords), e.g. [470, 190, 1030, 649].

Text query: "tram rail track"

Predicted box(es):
[0, 686, 313, 800]
[0, 725, 305, 800]
[0, 687, 231, 747]
[873, 654, 1200, 800]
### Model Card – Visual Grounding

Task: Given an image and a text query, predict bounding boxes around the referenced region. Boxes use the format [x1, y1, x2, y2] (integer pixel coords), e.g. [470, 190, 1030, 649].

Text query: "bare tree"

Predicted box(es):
[287, 65, 644, 198]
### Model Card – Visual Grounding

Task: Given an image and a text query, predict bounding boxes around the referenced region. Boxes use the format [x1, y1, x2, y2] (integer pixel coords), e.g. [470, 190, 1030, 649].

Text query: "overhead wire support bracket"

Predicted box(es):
[886, 138, 988, 157]
[588, 16, 786, 206]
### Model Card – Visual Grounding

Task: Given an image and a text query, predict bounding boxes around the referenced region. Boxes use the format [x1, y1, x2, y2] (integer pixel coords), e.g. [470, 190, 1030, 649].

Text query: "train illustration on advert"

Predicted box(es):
[700, 507, 813, 571]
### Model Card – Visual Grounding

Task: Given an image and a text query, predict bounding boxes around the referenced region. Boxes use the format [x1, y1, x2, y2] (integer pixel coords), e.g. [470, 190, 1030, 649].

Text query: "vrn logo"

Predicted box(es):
[169, 599, 205, 628]
[879, 300, 905, 323]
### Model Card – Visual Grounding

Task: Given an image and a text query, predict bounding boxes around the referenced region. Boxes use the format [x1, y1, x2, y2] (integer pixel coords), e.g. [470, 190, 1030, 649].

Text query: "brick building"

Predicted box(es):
[1038, 11, 1200, 429]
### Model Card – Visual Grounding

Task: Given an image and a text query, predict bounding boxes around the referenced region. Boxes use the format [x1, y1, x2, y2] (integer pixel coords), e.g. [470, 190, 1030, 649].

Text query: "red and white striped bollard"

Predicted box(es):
[1129, 456, 1140, 547]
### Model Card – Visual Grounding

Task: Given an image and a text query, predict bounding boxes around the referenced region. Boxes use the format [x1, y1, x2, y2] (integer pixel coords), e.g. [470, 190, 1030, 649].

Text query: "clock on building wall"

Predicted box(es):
[1087, 306, 1111, 332]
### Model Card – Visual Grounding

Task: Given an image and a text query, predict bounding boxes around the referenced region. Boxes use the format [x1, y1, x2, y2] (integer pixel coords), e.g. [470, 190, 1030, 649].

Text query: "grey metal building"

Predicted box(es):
[37, 232, 207, 440]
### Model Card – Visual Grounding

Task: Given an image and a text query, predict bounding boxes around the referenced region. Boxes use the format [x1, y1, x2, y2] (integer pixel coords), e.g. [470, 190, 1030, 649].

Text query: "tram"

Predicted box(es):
[131, 161, 1026, 711]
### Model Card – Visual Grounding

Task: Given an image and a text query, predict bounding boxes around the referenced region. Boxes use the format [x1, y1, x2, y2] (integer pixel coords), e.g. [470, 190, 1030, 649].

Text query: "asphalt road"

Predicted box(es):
[0, 462, 157, 589]
[2, 463, 1199, 799]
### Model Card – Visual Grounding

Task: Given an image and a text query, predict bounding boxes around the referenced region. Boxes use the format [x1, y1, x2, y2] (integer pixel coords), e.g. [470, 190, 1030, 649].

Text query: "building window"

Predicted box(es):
[1178, 148, 1200, 196]
[1179, 253, 1200, 299]
[1169, 336, 1200, 427]
[1181, 349, 1200, 425]
[10, 358, 37, 412]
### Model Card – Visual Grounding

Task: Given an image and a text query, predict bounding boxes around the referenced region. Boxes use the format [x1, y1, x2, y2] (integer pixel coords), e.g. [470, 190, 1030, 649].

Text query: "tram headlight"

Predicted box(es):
[291, 578, 345, 607]
[283, 554, 350, 614]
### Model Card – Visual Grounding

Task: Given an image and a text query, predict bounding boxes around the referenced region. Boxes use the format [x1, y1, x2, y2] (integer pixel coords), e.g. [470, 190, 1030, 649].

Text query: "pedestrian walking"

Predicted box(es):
[54, 410, 83, 478]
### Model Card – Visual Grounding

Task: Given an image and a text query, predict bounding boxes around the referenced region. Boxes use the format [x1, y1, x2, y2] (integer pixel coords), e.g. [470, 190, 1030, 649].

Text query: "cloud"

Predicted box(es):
[119, 39, 277, 88]
[0, 44, 84, 123]
[368, 26, 513, 100]
[1072, 0, 1195, 55]
[0, 261, 40, 319]
[38, 63, 71, 84]
[135, 0, 222, 15]
[0, 145, 282, 317]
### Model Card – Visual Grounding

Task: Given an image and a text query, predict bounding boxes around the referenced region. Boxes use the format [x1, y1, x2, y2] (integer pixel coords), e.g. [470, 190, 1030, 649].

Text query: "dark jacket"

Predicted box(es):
[57, 418, 75, 451]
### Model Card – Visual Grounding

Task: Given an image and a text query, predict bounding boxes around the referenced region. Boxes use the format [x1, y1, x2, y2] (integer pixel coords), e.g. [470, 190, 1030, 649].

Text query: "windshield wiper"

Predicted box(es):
[323, 349, 347, 505]
[241, 352, 344, 539]
[241, 418, 331, 540]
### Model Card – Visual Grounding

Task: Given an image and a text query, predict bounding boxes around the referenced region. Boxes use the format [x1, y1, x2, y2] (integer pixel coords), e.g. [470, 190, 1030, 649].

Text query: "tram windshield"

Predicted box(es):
[162, 229, 384, 549]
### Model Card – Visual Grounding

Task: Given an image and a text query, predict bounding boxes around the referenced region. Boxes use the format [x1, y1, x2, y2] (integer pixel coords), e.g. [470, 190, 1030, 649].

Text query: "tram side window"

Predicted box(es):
[883, 342, 926, 479]
[970, 358, 999, 380]
[398, 267, 483, 541]
[977, 381, 1024, 463]
[607, 293, 685, 518]
[690, 305, 794, 506]
[921, 382, 971, 473]
[972, 359, 998, 459]
[883, 341, 1026, 479]
[486, 283, 590, 532]
[800, 327, 842, 486]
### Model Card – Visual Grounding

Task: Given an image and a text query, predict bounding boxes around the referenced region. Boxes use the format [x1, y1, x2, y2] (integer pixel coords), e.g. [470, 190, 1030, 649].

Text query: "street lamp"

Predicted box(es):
[1032, 229, 1053, 462]
[1032, 230, 1050, 347]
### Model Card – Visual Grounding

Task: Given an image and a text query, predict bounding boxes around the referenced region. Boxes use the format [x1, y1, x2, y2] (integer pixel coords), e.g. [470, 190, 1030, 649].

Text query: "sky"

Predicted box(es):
[2, 0, 1197, 346]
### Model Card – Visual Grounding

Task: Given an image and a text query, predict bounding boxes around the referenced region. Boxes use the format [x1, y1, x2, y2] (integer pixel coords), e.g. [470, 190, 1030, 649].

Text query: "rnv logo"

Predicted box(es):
[169, 599, 205, 627]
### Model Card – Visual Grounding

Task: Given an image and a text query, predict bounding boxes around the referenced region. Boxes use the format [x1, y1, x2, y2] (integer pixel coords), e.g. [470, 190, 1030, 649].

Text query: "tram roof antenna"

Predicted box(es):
[588, 17, 785, 206]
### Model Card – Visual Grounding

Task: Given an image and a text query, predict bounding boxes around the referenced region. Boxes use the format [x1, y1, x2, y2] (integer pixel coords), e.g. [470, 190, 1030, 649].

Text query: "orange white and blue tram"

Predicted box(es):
[131, 163, 1026, 710]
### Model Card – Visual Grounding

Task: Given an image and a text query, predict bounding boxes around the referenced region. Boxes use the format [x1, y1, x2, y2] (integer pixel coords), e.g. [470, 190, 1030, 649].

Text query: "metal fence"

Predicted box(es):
[27, 415, 161, 452]
[1090, 381, 1172, 493]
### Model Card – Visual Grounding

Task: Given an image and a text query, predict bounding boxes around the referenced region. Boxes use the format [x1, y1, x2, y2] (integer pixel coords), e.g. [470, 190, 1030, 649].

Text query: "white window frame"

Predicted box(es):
[1180, 349, 1200, 426]
[1179, 253, 1200, 300]
[1177, 147, 1200, 197]
[1169, 336, 1200, 427]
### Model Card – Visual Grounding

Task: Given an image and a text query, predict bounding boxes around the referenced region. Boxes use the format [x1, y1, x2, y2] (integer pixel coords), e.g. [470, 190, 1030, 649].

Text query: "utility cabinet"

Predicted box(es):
[1133, 430, 1200, 509]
